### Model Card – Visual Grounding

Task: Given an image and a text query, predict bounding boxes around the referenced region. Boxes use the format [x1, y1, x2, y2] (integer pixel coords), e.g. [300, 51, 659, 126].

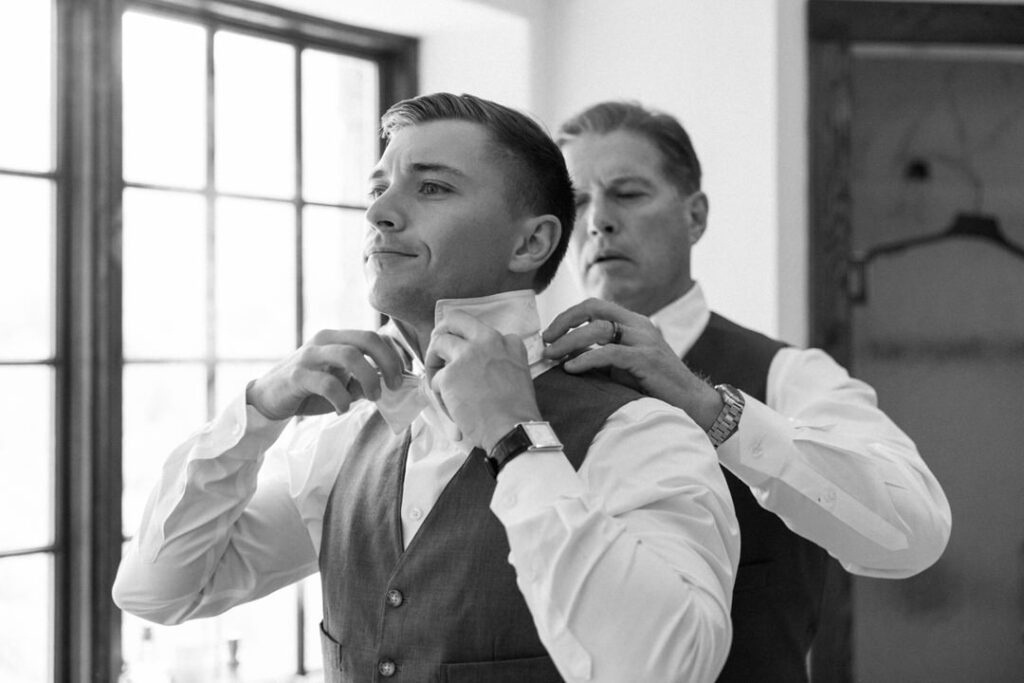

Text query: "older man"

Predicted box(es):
[545, 101, 951, 682]
[113, 93, 740, 682]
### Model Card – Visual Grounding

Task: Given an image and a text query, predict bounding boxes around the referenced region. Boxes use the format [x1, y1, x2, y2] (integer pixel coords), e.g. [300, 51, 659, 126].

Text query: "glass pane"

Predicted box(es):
[215, 32, 295, 198]
[0, 1, 53, 172]
[122, 12, 206, 190]
[0, 554, 52, 683]
[121, 585, 298, 683]
[0, 176, 53, 360]
[0, 367, 53, 552]
[302, 50, 379, 205]
[214, 361, 273, 415]
[215, 198, 295, 358]
[122, 363, 207, 536]
[123, 188, 206, 360]
[302, 576, 324, 675]
[303, 207, 377, 338]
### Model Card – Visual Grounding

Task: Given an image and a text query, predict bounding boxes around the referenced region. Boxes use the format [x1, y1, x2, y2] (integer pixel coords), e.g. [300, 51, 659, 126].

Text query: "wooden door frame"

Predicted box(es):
[806, 2, 1024, 681]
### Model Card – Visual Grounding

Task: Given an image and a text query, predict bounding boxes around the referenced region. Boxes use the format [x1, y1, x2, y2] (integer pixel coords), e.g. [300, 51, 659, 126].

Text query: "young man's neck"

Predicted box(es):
[392, 318, 432, 362]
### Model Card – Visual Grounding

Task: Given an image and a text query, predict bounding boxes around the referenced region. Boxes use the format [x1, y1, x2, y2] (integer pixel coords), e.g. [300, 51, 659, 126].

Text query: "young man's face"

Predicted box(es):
[561, 130, 703, 317]
[363, 120, 525, 325]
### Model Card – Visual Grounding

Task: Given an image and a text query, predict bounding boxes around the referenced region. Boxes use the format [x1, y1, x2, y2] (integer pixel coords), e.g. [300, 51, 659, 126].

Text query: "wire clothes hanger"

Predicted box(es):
[848, 162, 1024, 304]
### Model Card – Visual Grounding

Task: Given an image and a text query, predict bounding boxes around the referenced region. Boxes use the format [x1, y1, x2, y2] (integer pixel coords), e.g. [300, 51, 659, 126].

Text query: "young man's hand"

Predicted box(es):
[424, 310, 543, 452]
[246, 330, 404, 421]
[542, 298, 722, 430]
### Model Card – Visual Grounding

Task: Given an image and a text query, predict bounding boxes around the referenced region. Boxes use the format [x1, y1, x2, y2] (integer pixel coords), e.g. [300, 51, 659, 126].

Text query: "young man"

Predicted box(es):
[113, 93, 740, 682]
[545, 101, 951, 682]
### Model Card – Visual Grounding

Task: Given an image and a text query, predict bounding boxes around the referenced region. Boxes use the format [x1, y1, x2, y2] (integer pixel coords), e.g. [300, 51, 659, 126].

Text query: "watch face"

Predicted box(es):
[522, 422, 561, 449]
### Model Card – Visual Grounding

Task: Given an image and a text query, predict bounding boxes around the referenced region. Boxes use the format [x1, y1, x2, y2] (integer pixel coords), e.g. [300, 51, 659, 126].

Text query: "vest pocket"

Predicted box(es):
[319, 621, 343, 671]
[440, 654, 562, 682]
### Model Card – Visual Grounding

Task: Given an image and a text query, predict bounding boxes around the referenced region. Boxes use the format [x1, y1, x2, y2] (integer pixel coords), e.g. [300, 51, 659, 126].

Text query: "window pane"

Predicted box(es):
[302, 576, 324, 675]
[123, 188, 206, 359]
[0, 554, 52, 683]
[302, 50, 379, 205]
[215, 32, 295, 198]
[0, 176, 53, 360]
[215, 198, 295, 358]
[0, 367, 53, 552]
[122, 12, 206, 190]
[0, 1, 53, 172]
[121, 586, 298, 683]
[303, 207, 376, 339]
[122, 363, 207, 536]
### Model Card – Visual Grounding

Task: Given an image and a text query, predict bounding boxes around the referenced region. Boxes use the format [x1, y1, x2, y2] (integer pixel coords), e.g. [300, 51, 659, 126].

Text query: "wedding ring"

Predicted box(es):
[609, 320, 623, 345]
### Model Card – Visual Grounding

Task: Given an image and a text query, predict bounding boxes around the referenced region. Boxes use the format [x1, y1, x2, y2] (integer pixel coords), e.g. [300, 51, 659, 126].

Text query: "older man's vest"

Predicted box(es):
[318, 366, 641, 683]
[684, 312, 829, 683]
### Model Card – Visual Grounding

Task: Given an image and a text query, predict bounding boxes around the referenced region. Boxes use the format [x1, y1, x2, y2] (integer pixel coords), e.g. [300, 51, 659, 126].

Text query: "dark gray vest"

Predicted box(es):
[684, 312, 828, 683]
[318, 366, 640, 683]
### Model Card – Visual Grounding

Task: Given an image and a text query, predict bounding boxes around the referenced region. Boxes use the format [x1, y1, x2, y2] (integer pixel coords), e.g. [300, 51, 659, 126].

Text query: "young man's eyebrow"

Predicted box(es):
[409, 162, 467, 178]
[368, 162, 467, 183]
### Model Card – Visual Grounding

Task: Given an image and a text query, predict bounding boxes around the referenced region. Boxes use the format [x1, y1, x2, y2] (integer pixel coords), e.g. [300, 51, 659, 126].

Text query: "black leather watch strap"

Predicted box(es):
[485, 421, 562, 478]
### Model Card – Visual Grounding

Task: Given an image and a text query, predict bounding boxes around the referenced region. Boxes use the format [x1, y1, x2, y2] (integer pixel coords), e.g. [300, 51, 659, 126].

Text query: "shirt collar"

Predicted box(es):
[375, 289, 553, 440]
[648, 282, 712, 358]
[384, 289, 552, 377]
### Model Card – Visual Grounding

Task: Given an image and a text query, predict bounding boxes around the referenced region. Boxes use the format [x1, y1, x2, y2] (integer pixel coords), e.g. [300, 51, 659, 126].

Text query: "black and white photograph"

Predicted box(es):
[1, 1, 1022, 681]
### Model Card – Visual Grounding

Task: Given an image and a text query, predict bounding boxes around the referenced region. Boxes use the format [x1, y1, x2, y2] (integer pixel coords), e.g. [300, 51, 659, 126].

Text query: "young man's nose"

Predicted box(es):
[365, 192, 402, 232]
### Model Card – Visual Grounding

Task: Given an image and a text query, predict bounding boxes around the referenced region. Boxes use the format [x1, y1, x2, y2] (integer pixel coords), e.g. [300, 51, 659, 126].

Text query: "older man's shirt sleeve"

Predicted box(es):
[491, 397, 739, 683]
[716, 347, 951, 578]
[111, 392, 371, 625]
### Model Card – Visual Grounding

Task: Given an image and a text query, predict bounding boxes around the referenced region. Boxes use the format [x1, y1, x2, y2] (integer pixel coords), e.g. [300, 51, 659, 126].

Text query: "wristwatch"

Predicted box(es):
[706, 384, 745, 448]
[485, 421, 562, 477]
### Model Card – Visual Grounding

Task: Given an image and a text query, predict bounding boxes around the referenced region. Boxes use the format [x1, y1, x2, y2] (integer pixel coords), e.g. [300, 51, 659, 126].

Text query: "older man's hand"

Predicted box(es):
[542, 298, 722, 431]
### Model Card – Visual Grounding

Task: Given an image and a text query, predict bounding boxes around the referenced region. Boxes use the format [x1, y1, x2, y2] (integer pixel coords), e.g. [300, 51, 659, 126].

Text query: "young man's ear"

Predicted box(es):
[686, 191, 709, 246]
[509, 215, 561, 276]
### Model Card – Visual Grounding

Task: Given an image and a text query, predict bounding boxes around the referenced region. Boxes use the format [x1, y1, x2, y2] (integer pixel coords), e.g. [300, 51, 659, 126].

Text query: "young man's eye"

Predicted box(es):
[368, 185, 387, 199]
[420, 181, 450, 195]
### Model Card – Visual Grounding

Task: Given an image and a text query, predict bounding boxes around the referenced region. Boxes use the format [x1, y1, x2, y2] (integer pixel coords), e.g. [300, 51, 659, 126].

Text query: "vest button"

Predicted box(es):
[385, 588, 404, 607]
[378, 659, 397, 677]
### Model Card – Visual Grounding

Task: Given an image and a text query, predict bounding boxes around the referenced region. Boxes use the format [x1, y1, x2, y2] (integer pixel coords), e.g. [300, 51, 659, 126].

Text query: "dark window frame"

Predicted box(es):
[51, 1, 416, 680]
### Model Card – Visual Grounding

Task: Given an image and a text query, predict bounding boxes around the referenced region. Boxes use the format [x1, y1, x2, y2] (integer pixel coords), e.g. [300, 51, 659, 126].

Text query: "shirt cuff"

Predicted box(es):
[489, 449, 585, 527]
[716, 394, 794, 485]
[193, 389, 291, 460]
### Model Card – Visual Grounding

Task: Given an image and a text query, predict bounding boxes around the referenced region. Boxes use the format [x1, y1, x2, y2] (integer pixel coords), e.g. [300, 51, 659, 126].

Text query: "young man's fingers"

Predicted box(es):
[306, 329, 404, 390]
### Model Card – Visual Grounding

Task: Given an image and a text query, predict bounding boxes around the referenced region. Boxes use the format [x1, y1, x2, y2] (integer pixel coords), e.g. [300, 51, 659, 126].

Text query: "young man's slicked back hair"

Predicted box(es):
[557, 101, 703, 197]
[381, 93, 575, 292]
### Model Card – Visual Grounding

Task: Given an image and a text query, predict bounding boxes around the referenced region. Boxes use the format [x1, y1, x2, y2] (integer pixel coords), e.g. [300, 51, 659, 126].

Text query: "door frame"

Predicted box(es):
[806, 2, 1024, 681]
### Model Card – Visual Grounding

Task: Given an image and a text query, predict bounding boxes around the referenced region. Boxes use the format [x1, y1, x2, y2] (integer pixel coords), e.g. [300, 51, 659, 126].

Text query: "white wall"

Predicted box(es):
[536, 0, 786, 337]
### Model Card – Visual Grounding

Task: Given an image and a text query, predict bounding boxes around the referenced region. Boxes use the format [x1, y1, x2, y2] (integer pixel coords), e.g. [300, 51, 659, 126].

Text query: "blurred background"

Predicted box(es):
[0, 0, 1021, 681]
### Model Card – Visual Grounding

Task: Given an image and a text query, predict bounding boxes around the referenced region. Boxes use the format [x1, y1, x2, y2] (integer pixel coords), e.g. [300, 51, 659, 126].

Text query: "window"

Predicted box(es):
[0, 1, 415, 680]
[0, 2, 58, 682]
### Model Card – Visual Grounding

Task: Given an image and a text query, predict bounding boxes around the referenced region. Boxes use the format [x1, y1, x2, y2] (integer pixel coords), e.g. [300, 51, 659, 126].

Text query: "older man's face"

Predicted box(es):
[562, 130, 700, 317]
[363, 120, 525, 325]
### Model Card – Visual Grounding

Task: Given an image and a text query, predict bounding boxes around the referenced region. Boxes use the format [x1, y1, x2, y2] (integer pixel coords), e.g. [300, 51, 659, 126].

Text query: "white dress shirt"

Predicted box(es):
[113, 289, 740, 683]
[650, 284, 951, 577]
